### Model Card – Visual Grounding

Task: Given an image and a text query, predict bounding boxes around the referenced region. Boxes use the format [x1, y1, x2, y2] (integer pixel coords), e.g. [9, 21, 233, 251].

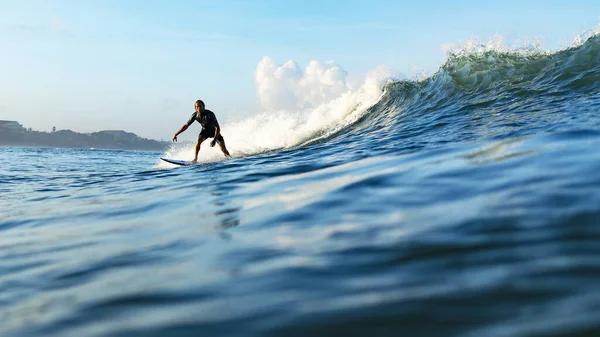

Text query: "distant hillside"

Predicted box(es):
[0, 121, 169, 151]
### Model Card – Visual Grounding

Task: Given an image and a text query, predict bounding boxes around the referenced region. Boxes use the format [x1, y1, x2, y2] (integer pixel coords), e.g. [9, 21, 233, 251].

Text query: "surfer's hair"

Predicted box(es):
[195, 100, 205, 109]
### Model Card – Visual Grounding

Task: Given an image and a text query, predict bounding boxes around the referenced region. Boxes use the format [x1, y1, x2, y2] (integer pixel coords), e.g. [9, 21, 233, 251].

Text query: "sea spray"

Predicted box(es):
[156, 61, 399, 168]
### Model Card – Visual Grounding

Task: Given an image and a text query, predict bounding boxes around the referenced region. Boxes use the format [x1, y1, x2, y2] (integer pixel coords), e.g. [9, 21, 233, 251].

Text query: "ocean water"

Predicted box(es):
[3, 35, 600, 337]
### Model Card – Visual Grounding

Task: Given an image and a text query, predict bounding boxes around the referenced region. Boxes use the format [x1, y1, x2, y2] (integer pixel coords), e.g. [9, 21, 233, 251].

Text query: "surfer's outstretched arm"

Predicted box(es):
[172, 122, 191, 142]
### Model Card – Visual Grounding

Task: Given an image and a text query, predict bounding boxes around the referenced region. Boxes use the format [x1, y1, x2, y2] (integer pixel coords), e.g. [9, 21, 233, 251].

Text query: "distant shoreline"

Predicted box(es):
[0, 145, 166, 152]
[0, 122, 170, 152]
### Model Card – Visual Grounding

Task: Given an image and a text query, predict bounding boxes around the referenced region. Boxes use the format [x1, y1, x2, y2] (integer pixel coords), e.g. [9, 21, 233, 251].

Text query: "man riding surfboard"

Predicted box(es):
[172, 100, 231, 162]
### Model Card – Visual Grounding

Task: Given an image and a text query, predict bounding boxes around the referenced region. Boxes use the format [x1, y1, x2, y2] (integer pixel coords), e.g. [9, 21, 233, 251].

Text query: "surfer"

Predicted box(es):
[172, 100, 231, 162]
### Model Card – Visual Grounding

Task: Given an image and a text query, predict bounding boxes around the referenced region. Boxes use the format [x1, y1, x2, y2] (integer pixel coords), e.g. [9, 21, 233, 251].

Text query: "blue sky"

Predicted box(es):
[1, 0, 600, 140]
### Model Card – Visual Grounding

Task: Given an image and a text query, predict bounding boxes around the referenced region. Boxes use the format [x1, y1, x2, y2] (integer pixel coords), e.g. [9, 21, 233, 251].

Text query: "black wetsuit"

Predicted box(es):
[187, 109, 223, 141]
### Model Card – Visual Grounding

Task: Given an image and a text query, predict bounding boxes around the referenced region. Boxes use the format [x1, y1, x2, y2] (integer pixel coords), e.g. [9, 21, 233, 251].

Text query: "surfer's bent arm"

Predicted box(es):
[213, 123, 220, 139]
[209, 122, 220, 147]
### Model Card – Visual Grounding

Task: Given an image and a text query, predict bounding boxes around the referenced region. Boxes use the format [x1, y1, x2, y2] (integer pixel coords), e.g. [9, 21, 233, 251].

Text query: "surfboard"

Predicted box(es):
[160, 158, 194, 166]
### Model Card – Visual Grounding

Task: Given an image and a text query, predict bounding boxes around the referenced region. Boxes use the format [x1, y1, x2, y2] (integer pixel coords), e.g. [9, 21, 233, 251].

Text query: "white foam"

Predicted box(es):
[570, 24, 600, 49]
[439, 25, 600, 67]
[256, 57, 351, 111]
[441, 34, 550, 60]
[154, 59, 400, 169]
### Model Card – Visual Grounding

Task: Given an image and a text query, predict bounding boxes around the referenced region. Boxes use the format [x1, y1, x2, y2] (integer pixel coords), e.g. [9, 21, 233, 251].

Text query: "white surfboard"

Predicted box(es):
[160, 158, 194, 166]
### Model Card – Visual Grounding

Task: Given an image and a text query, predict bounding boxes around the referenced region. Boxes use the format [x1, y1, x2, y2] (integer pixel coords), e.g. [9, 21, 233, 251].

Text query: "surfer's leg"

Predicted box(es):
[217, 135, 230, 157]
[194, 135, 207, 162]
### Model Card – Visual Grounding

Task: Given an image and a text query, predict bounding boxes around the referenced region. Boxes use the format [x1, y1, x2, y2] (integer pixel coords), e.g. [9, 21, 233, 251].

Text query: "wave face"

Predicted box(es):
[3, 35, 600, 337]
[334, 34, 600, 157]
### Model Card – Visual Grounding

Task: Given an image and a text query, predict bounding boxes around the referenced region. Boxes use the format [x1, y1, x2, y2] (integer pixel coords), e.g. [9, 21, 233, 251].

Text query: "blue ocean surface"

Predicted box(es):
[2, 35, 600, 337]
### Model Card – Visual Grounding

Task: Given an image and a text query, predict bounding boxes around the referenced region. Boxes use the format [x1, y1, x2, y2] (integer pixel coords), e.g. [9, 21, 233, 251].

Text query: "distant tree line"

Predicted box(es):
[0, 126, 169, 151]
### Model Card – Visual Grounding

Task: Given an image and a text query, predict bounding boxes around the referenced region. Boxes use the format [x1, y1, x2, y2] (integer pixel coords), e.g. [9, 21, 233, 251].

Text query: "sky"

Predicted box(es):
[1, 0, 600, 141]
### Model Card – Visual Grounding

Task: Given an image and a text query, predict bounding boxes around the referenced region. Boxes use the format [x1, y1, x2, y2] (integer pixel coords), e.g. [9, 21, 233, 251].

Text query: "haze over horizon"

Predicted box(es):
[2, 0, 600, 141]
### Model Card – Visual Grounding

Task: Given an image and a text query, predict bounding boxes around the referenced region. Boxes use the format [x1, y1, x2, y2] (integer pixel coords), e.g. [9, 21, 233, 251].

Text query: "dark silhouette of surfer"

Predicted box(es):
[172, 100, 231, 162]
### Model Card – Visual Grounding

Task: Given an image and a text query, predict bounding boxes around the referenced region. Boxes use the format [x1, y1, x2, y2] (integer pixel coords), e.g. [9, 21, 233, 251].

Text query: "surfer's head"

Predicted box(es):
[194, 100, 205, 112]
